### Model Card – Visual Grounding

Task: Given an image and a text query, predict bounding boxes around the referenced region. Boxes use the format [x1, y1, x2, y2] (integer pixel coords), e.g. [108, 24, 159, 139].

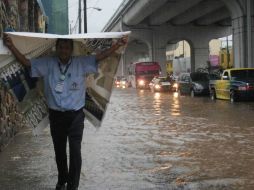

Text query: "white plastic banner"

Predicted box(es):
[0, 32, 130, 135]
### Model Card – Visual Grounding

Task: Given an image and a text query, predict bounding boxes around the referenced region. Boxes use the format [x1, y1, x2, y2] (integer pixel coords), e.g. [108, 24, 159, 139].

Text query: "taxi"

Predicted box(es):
[209, 68, 254, 102]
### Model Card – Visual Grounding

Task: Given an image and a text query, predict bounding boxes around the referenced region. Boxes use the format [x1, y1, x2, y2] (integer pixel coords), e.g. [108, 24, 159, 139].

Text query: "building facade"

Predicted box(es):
[41, 0, 68, 34]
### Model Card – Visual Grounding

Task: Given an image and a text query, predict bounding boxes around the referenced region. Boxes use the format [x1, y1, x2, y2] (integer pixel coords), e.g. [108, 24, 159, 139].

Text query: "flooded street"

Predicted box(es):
[1, 88, 254, 190]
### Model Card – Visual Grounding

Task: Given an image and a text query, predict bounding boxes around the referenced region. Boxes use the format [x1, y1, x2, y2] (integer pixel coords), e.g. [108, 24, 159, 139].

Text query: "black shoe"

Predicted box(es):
[55, 183, 66, 190]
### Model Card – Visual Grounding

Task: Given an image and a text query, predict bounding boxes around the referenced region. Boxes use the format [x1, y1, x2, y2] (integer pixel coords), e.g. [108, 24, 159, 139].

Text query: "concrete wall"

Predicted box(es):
[41, 0, 69, 34]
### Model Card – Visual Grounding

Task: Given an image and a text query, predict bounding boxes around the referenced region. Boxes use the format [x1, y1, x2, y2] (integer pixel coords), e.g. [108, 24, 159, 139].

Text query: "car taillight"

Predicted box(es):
[238, 86, 247, 91]
[238, 85, 254, 91]
[247, 84, 254, 90]
[173, 83, 178, 88]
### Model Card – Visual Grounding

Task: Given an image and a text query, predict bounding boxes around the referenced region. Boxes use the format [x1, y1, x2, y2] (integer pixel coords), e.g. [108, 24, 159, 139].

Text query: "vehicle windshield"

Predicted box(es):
[115, 76, 124, 81]
[231, 70, 254, 81]
[158, 78, 168, 82]
[209, 73, 220, 80]
[191, 73, 209, 81]
[136, 70, 160, 75]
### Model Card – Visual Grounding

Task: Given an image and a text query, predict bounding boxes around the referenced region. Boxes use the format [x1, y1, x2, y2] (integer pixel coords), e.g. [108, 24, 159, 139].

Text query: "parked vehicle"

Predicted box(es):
[119, 78, 129, 88]
[149, 76, 176, 92]
[209, 68, 254, 102]
[128, 62, 161, 89]
[114, 76, 124, 87]
[177, 72, 217, 97]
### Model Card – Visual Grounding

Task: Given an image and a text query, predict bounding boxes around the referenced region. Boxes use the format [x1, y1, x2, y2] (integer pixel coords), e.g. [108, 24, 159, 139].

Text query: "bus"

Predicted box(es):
[128, 62, 161, 89]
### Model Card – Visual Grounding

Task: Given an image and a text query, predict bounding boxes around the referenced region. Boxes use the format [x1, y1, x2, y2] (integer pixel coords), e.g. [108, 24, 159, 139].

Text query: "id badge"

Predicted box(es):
[70, 82, 80, 90]
[55, 81, 64, 93]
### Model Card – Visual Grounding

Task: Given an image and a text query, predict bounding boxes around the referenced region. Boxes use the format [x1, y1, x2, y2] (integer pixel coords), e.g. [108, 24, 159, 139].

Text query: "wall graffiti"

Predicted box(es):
[0, 59, 48, 142]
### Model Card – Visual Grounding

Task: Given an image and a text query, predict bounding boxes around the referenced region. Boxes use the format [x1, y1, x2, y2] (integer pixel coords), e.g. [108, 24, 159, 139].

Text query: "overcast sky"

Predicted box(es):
[68, 0, 124, 33]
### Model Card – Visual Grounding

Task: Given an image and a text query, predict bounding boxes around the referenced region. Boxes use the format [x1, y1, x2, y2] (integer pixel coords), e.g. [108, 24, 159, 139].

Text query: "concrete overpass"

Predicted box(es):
[103, 0, 254, 76]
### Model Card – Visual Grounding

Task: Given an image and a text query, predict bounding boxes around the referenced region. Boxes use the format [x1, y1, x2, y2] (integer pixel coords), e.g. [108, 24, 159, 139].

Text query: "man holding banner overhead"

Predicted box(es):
[3, 33, 127, 190]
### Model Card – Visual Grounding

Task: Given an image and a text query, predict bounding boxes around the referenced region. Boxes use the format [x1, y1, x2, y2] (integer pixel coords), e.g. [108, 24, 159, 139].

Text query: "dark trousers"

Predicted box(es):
[49, 109, 85, 188]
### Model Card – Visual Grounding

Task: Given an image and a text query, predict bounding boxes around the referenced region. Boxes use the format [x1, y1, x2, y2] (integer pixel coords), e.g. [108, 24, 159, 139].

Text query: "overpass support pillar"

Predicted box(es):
[251, 18, 254, 68]
[232, 17, 248, 68]
[154, 48, 167, 75]
[192, 46, 209, 72]
[231, 0, 254, 68]
[247, 0, 254, 68]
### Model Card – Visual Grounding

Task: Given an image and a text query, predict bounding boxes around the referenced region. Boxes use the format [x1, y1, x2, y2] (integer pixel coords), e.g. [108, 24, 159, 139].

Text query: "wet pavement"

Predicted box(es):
[1, 88, 254, 190]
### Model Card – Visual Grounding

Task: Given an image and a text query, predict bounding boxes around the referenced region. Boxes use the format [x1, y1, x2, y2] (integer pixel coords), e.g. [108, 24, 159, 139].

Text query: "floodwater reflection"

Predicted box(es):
[171, 92, 180, 116]
[0, 88, 254, 190]
[153, 92, 162, 116]
[154, 92, 161, 100]
[173, 92, 179, 98]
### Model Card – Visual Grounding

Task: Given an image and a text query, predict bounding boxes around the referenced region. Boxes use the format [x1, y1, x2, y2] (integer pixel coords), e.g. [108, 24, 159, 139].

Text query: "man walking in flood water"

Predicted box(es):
[3, 33, 127, 190]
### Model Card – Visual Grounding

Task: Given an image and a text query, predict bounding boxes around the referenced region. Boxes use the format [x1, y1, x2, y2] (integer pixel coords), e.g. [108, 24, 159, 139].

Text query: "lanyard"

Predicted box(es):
[58, 58, 72, 81]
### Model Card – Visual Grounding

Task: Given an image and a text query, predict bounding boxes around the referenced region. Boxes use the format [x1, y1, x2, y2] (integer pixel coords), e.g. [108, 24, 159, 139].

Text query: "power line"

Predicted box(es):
[88, 0, 101, 16]
[71, 15, 79, 34]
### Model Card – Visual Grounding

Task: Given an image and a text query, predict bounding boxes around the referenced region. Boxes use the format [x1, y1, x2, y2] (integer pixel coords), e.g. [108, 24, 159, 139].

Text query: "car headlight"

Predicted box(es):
[138, 80, 145, 86]
[194, 83, 204, 90]
[155, 84, 161, 89]
[173, 83, 178, 88]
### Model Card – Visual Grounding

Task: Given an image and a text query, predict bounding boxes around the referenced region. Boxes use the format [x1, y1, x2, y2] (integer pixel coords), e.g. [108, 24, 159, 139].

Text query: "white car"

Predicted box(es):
[119, 78, 129, 88]
[149, 77, 173, 92]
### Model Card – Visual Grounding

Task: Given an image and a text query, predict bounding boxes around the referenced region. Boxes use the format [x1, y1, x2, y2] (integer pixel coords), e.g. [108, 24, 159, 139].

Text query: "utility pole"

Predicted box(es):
[78, 0, 82, 33]
[183, 40, 185, 57]
[84, 0, 87, 33]
[226, 36, 230, 68]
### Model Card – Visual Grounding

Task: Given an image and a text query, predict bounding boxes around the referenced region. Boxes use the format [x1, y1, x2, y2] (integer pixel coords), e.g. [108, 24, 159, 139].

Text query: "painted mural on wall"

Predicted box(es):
[19, 0, 29, 31]
[0, 0, 46, 37]
[0, 60, 49, 136]
[0, 0, 8, 35]
[0, 79, 24, 151]
[0, 0, 47, 150]
[6, 0, 20, 31]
